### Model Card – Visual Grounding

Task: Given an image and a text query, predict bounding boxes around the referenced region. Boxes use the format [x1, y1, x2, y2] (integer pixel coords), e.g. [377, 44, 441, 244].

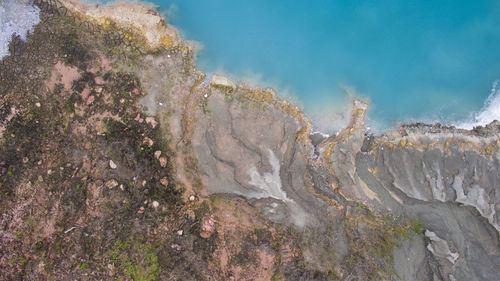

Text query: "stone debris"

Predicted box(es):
[134, 113, 144, 123]
[86, 95, 95, 105]
[171, 244, 181, 251]
[200, 215, 216, 239]
[145, 117, 158, 128]
[143, 136, 154, 147]
[109, 160, 117, 169]
[152, 201, 159, 208]
[105, 179, 118, 189]
[159, 157, 167, 167]
[160, 177, 168, 186]
[154, 150, 162, 159]
[35, 102, 41, 107]
[176, 230, 183, 236]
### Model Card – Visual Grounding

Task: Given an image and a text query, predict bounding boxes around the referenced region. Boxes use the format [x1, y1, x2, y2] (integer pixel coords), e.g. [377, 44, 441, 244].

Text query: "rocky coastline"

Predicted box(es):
[0, 0, 498, 280]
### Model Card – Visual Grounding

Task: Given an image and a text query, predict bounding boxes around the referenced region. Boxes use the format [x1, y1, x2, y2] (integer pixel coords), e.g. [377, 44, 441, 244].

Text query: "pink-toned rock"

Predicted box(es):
[134, 113, 141, 121]
[154, 150, 162, 159]
[132, 88, 140, 95]
[159, 157, 167, 167]
[200, 215, 216, 239]
[137, 206, 145, 214]
[171, 244, 181, 251]
[95, 77, 105, 85]
[160, 177, 168, 186]
[86, 95, 95, 105]
[143, 137, 154, 147]
[145, 117, 158, 128]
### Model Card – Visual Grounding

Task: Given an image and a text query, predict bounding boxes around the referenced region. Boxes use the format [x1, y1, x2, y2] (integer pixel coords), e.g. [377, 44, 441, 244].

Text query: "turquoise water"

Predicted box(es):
[148, 1, 500, 130]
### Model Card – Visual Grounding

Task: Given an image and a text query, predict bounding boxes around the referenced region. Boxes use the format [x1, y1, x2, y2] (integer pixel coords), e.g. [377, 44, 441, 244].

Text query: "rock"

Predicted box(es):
[210, 74, 236, 88]
[143, 136, 154, 147]
[159, 157, 167, 167]
[154, 150, 162, 159]
[86, 95, 95, 105]
[189, 195, 195, 201]
[109, 160, 117, 169]
[145, 117, 158, 128]
[200, 215, 216, 239]
[152, 201, 159, 208]
[132, 88, 140, 95]
[160, 177, 168, 186]
[171, 244, 181, 251]
[176, 230, 183, 236]
[35, 102, 41, 107]
[137, 206, 145, 214]
[105, 179, 118, 189]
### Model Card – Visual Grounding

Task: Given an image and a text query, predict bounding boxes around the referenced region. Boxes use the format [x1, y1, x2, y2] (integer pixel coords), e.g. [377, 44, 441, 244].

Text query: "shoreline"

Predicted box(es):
[2, 0, 499, 134]
[46, 0, 500, 137]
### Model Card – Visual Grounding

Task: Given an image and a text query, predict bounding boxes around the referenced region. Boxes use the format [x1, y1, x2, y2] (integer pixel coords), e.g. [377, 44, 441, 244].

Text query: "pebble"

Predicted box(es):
[160, 177, 169, 186]
[109, 160, 117, 169]
[105, 179, 118, 189]
[35, 102, 41, 108]
[119, 184, 124, 191]
[176, 230, 183, 236]
[159, 157, 167, 167]
[154, 150, 162, 159]
[189, 195, 195, 201]
[145, 117, 158, 128]
[137, 207, 145, 214]
[152, 201, 159, 208]
[86, 95, 95, 105]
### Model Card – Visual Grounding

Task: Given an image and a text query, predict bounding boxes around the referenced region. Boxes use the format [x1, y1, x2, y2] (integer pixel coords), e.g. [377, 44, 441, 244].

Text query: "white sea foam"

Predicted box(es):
[457, 80, 500, 130]
[0, 0, 40, 59]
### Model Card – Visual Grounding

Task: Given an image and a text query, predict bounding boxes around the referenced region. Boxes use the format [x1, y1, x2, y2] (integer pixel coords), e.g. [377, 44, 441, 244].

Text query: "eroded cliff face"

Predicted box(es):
[1, 0, 499, 280]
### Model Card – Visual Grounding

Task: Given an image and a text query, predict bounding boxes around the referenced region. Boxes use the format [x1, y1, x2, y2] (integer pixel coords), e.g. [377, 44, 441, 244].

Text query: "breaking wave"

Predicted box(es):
[0, 0, 40, 59]
[457, 80, 500, 130]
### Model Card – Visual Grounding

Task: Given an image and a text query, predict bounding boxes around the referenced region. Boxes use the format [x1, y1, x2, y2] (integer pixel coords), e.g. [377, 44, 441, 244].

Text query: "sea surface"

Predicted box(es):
[2, 0, 500, 132]
[158, 0, 500, 132]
